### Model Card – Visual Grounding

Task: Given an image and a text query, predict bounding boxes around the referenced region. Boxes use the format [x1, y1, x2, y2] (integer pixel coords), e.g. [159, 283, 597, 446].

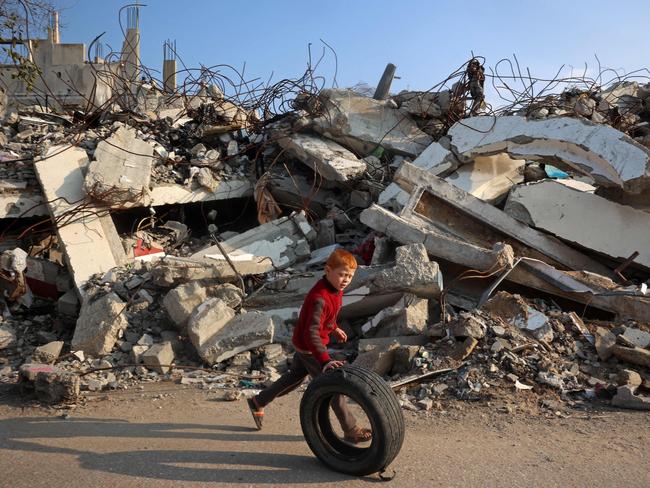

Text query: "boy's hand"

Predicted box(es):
[332, 328, 348, 343]
[322, 360, 344, 372]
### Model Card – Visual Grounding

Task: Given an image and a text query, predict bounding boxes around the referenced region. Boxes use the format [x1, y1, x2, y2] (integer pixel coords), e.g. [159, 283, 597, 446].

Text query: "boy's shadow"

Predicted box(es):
[0, 417, 377, 484]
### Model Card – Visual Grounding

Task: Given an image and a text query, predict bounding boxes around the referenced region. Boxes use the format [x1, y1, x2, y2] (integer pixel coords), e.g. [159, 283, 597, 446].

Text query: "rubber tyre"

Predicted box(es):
[299, 365, 405, 476]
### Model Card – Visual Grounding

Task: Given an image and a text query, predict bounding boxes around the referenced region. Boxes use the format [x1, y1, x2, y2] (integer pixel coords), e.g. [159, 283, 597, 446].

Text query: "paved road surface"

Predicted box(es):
[1, 383, 648, 487]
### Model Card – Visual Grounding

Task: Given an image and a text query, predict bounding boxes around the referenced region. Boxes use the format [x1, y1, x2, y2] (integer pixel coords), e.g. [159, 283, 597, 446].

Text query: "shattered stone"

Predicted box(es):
[611, 344, 650, 368]
[449, 312, 487, 339]
[32, 341, 64, 364]
[611, 385, 650, 411]
[450, 337, 478, 361]
[311, 89, 433, 157]
[371, 243, 442, 298]
[0, 324, 16, 349]
[188, 298, 236, 363]
[620, 328, 650, 349]
[595, 327, 617, 361]
[277, 133, 366, 182]
[19, 364, 80, 403]
[84, 125, 154, 204]
[163, 281, 208, 327]
[191, 311, 274, 364]
[353, 343, 398, 375]
[617, 369, 643, 387]
[71, 292, 128, 357]
[142, 341, 175, 374]
[361, 294, 429, 337]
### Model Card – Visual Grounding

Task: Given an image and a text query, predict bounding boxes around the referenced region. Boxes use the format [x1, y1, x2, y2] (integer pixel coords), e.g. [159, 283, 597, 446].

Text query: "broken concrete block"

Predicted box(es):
[131, 344, 149, 364]
[392, 345, 420, 375]
[71, 292, 128, 357]
[448, 115, 650, 194]
[192, 310, 274, 364]
[394, 91, 443, 118]
[371, 243, 442, 298]
[595, 327, 617, 361]
[19, 364, 80, 403]
[451, 337, 479, 360]
[34, 146, 127, 293]
[611, 385, 650, 411]
[449, 312, 487, 339]
[192, 212, 315, 274]
[505, 180, 650, 271]
[85, 125, 153, 204]
[617, 369, 643, 387]
[361, 294, 428, 337]
[277, 133, 366, 182]
[33, 341, 64, 364]
[444, 154, 525, 203]
[611, 344, 650, 368]
[0, 324, 16, 349]
[312, 89, 433, 157]
[163, 281, 208, 327]
[352, 343, 398, 375]
[620, 328, 650, 349]
[57, 289, 79, 316]
[212, 283, 244, 309]
[349, 190, 372, 208]
[142, 341, 175, 374]
[187, 298, 236, 360]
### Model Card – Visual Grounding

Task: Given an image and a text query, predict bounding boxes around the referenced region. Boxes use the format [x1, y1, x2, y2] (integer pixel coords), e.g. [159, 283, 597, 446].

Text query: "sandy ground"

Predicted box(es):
[0, 382, 648, 488]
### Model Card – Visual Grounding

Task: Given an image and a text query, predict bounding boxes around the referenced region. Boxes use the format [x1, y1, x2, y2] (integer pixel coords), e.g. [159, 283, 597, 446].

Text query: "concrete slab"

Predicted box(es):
[394, 162, 614, 277]
[448, 115, 650, 193]
[85, 126, 154, 204]
[444, 154, 525, 203]
[34, 146, 126, 293]
[277, 133, 366, 182]
[0, 189, 47, 218]
[312, 89, 433, 157]
[191, 212, 315, 274]
[505, 180, 650, 270]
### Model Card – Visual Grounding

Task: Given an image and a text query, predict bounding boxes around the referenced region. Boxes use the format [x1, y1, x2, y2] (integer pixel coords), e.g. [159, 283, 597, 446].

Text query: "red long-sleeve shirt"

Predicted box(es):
[292, 277, 342, 365]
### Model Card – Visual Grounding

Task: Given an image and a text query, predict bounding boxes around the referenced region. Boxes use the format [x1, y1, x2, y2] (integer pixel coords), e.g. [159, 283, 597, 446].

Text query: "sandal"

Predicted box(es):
[344, 425, 372, 444]
[247, 397, 264, 430]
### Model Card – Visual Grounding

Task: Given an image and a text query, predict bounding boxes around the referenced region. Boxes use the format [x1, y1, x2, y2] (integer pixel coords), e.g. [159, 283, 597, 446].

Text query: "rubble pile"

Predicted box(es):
[1, 55, 650, 417]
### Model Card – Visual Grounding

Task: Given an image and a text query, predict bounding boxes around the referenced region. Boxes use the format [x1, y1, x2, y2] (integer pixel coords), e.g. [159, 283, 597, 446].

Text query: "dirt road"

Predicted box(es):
[1, 383, 648, 488]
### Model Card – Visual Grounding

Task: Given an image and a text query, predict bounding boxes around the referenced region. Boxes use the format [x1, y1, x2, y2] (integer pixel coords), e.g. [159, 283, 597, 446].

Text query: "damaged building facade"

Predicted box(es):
[2, 6, 650, 414]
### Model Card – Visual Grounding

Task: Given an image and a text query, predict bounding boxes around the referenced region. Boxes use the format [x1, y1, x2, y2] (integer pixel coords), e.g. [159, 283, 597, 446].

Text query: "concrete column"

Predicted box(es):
[373, 63, 397, 100]
[163, 59, 177, 93]
[121, 28, 140, 82]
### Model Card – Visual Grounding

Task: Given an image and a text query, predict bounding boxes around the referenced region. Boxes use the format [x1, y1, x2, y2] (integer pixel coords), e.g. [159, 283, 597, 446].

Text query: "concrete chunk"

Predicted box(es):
[187, 298, 236, 359]
[0, 324, 16, 349]
[611, 385, 650, 411]
[191, 212, 315, 273]
[85, 126, 153, 204]
[312, 89, 433, 157]
[191, 310, 274, 364]
[611, 344, 650, 368]
[142, 341, 175, 374]
[371, 243, 442, 298]
[620, 328, 650, 349]
[19, 363, 80, 403]
[361, 294, 429, 337]
[33, 341, 64, 364]
[277, 133, 366, 182]
[163, 281, 209, 327]
[505, 180, 650, 270]
[448, 115, 650, 193]
[71, 292, 128, 357]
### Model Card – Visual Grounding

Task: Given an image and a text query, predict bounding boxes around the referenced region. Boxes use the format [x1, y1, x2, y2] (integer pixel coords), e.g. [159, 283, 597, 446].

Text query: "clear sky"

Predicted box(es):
[50, 0, 650, 102]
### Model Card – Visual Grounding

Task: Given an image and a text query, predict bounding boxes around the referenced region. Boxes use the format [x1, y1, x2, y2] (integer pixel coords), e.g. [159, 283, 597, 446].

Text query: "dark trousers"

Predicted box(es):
[254, 352, 357, 432]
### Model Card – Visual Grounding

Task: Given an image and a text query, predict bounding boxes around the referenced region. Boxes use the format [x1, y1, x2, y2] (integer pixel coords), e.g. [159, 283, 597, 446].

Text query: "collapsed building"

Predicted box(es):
[2, 7, 650, 413]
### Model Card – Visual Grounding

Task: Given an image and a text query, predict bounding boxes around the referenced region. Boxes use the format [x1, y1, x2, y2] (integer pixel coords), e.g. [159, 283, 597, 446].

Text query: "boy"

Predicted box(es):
[247, 248, 372, 443]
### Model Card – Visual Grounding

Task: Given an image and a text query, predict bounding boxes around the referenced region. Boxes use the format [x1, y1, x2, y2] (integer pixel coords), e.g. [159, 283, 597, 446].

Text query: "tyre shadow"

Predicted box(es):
[0, 417, 383, 484]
